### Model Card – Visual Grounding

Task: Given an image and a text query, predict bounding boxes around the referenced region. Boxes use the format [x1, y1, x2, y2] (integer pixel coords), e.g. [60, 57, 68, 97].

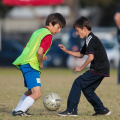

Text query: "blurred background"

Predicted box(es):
[0, 0, 119, 69]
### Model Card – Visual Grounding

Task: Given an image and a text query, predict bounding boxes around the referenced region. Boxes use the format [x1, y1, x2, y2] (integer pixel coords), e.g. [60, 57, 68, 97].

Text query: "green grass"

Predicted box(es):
[0, 67, 120, 120]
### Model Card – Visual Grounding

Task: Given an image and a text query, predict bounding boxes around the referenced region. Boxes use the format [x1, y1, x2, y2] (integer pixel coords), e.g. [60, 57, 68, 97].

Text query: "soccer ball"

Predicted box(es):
[43, 93, 61, 111]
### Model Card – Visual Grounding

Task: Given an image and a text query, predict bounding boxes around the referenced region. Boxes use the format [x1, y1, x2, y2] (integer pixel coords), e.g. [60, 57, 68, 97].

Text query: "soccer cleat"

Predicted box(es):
[12, 110, 33, 116]
[58, 110, 78, 117]
[12, 108, 29, 113]
[92, 108, 111, 116]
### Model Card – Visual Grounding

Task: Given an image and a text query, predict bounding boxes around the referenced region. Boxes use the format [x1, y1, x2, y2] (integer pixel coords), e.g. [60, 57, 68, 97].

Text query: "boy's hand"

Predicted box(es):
[58, 44, 67, 52]
[75, 67, 83, 72]
[39, 63, 43, 69]
[43, 56, 47, 61]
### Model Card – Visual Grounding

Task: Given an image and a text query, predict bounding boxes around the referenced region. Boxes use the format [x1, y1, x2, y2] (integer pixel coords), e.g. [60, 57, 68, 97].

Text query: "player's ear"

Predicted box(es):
[83, 26, 86, 30]
[83, 26, 87, 31]
[49, 22, 53, 27]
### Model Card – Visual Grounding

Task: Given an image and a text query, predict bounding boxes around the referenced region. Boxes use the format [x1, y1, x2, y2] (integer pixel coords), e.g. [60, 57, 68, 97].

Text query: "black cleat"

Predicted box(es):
[58, 110, 78, 117]
[92, 108, 111, 116]
[12, 110, 33, 116]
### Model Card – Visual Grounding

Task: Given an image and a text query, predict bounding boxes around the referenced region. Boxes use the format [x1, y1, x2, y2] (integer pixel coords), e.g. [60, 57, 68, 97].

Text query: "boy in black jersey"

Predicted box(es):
[58, 16, 111, 116]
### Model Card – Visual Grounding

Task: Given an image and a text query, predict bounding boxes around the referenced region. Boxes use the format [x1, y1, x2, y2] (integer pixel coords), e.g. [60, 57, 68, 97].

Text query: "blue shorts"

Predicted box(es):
[20, 64, 41, 90]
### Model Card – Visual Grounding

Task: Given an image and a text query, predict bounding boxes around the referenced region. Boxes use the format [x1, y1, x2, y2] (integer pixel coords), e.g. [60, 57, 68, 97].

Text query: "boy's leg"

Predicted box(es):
[82, 75, 111, 115]
[17, 86, 41, 112]
[12, 64, 41, 116]
[14, 90, 32, 111]
[25, 89, 32, 96]
[58, 76, 81, 116]
[82, 77, 106, 113]
[30, 86, 41, 101]
[67, 76, 82, 113]
[13, 93, 26, 111]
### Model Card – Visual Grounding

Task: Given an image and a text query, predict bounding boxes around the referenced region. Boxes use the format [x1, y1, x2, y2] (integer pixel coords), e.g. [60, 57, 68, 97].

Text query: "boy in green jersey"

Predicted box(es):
[12, 13, 66, 116]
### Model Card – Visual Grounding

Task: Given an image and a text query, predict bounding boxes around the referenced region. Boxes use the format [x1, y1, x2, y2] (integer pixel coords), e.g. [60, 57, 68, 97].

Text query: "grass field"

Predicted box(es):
[0, 67, 120, 120]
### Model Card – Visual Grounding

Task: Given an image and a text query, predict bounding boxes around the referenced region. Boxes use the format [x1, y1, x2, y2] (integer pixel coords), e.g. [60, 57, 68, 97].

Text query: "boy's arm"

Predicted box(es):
[75, 54, 94, 72]
[37, 47, 44, 69]
[58, 44, 84, 58]
[38, 34, 52, 68]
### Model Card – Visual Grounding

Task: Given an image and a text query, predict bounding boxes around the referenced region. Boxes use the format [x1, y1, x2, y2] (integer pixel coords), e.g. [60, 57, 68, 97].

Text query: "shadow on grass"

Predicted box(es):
[0, 106, 12, 114]
[33, 108, 59, 116]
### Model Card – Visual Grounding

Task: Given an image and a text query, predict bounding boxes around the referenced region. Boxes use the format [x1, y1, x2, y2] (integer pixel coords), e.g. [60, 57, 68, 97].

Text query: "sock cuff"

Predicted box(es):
[25, 96, 35, 103]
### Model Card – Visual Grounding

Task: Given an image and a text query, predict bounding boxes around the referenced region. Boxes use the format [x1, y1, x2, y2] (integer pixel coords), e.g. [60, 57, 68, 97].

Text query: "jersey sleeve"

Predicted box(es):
[86, 39, 96, 54]
[40, 35, 52, 54]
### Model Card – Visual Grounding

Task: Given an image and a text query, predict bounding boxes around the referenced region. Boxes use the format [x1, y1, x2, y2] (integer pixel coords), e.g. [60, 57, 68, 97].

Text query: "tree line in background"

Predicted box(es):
[0, 0, 120, 26]
[80, 0, 120, 26]
[0, 0, 13, 18]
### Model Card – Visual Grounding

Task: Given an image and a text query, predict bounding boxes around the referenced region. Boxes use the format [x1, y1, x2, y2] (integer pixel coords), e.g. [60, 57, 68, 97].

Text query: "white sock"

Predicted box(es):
[17, 96, 34, 112]
[14, 93, 26, 111]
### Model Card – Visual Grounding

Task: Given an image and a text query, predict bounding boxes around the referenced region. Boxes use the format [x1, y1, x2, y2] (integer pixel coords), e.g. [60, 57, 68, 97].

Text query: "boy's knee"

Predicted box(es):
[83, 89, 93, 98]
[31, 86, 41, 99]
[36, 92, 41, 99]
[73, 78, 82, 87]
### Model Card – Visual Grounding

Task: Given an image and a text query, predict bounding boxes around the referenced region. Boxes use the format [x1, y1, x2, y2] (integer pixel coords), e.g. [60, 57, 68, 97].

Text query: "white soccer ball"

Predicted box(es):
[43, 93, 61, 111]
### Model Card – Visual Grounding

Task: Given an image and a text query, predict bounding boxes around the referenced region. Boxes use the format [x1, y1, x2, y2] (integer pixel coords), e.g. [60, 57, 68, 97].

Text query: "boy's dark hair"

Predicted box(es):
[73, 16, 91, 31]
[46, 13, 66, 28]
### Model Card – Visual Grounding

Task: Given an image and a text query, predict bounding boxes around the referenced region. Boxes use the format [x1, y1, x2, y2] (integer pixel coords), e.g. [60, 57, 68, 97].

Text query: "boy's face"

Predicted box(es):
[49, 23, 62, 35]
[75, 27, 86, 39]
